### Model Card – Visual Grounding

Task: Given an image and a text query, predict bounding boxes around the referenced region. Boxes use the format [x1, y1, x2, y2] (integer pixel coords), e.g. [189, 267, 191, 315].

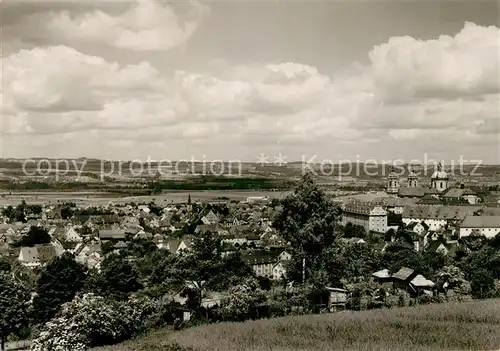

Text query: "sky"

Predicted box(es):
[1, 0, 499, 164]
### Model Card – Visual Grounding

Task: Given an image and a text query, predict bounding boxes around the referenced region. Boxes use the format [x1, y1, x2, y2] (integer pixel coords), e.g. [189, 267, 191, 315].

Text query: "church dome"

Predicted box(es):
[431, 163, 448, 180]
[407, 167, 418, 179]
[387, 167, 398, 179]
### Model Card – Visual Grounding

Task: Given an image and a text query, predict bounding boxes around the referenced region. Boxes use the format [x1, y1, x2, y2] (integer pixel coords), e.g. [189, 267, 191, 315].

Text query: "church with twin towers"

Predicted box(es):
[386, 163, 450, 198]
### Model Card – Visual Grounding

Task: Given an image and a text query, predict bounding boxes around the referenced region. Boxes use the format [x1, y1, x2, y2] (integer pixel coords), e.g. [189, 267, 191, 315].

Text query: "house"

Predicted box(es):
[459, 216, 500, 238]
[398, 187, 440, 199]
[195, 224, 217, 235]
[246, 196, 269, 204]
[73, 214, 91, 226]
[405, 221, 429, 236]
[201, 211, 219, 225]
[121, 216, 140, 228]
[124, 226, 143, 236]
[242, 249, 291, 279]
[75, 243, 102, 266]
[134, 231, 152, 240]
[339, 237, 366, 245]
[221, 233, 249, 246]
[417, 194, 443, 205]
[99, 229, 126, 241]
[18, 245, 57, 268]
[272, 261, 287, 280]
[51, 239, 76, 255]
[442, 188, 480, 205]
[426, 240, 452, 255]
[152, 234, 166, 249]
[379, 197, 418, 214]
[402, 205, 481, 231]
[65, 227, 83, 242]
[165, 237, 193, 255]
[201, 292, 230, 308]
[138, 205, 150, 213]
[177, 237, 193, 253]
[342, 202, 387, 233]
[18, 247, 40, 268]
[113, 241, 128, 250]
[43, 210, 63, 222]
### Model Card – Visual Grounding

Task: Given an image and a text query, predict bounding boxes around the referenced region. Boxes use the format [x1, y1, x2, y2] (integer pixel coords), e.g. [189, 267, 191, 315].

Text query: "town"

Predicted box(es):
[1, 164, 499, 350]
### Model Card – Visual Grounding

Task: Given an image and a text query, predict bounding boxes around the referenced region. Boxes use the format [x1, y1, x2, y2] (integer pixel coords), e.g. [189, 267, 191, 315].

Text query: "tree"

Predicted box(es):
[32, 252, 87, 324]
[0, 274, 30, 350]
[148, 202, 163, 216]
[27, 204, 42, 215]
[381, 240, 423, 274]
[435, 265, 471, 297]
[469, 268, 495, 299]
[91, 253, 142, 300]
[0, 258, 10, 273]
[314, 241, 380, 288]
[60, 206, 73, 220]
[2, 204, 26, 223]
[387, 212, 403, 226]
[460, 245, 499, 299]
[219, 278, 267, 321]
[343, 223, 367, 238]
[15, 227, 51, 247]
[273, 174, 341, 281]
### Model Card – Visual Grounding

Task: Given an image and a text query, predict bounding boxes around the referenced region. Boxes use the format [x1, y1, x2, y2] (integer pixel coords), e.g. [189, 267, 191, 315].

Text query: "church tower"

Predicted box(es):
[387, 167, 400, 194]
[407, 166, 418, 188]
[431, 162, 449, 192]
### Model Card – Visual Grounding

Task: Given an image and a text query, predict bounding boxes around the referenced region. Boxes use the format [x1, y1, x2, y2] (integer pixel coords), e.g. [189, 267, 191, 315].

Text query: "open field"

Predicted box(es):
[97, 299, 500, 351]
[0, 190, 291, 207]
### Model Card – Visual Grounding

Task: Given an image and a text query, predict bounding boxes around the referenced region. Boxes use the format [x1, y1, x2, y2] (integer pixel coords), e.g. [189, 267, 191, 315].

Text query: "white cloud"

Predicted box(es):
[1, 22, 498, 161]
[369, 22, 500, 103]
[2, 45, 167, 114]
[46, 1, 208, 51]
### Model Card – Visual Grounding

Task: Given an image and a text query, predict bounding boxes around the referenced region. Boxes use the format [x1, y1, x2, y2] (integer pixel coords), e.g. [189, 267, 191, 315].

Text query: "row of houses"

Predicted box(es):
[342, 201, 500, 239]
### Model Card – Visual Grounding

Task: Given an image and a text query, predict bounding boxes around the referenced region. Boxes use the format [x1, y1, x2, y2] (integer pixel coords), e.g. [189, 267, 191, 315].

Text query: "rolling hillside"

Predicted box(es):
[97, 299, 500, 351]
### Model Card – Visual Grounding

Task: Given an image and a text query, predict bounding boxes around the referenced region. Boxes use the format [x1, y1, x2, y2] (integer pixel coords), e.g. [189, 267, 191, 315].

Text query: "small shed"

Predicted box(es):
[409, 274, 435, 297]
[372, 268, 391, 283]
[326, 287, 348, 311]
[391, 267, 417, 290]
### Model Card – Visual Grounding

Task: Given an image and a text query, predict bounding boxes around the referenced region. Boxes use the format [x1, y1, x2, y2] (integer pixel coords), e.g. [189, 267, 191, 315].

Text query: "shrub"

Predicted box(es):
[219, 278, 267, 321]
[126, 295, 179, 332]
[31, 293, 179, 350]
[31, 294, 132, 351]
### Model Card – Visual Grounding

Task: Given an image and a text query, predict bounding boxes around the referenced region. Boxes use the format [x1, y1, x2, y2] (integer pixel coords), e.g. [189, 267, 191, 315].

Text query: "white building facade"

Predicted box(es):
[459, 216, 500, 238]
[342, 203, 388, 233]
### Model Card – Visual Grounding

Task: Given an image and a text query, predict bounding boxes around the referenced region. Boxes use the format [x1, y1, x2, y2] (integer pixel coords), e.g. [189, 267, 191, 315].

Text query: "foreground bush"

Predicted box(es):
[218, 278, 267, 321]
[31, 293, 178, 351]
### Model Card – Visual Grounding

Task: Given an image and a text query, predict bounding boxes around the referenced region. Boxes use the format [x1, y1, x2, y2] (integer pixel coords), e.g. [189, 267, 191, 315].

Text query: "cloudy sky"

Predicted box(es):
[1, 0, 499, 163]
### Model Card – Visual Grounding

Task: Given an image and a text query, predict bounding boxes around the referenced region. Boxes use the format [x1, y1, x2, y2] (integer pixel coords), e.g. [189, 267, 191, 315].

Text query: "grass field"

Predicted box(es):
[97, 299, 500, 351]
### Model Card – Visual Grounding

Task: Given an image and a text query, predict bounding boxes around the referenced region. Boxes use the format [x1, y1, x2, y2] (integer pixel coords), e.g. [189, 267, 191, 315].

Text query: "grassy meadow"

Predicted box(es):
[97, 299, 500, 351]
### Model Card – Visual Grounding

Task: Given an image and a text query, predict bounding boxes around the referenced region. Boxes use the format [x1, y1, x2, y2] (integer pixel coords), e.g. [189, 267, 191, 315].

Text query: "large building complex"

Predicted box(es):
[342, 202, 388, 233]
[459, 216, 500, 238]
